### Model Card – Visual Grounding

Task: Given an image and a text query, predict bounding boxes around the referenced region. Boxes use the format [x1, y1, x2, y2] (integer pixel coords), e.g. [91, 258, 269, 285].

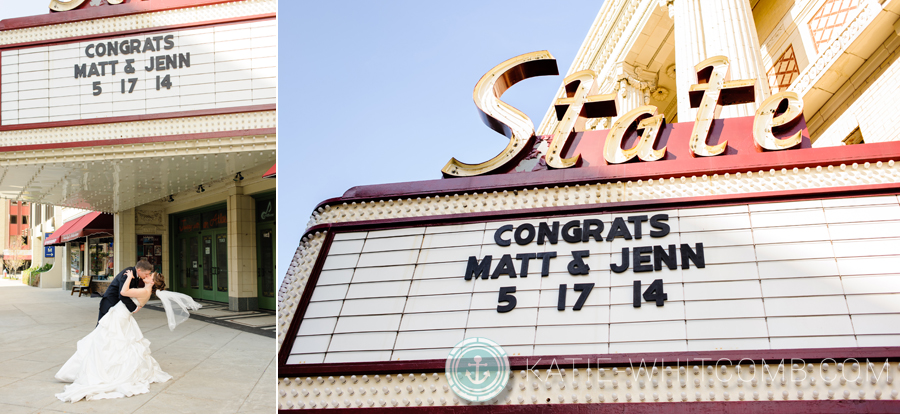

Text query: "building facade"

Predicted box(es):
[2, 199, 31, 272]
[279, 0, 900, 411]
[1, 0, 277, 310]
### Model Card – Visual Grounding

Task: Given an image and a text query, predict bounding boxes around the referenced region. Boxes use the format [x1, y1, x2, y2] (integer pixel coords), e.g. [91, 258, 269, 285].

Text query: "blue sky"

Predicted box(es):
[277, 1, 602, 283]
[4, 4, 46, 20]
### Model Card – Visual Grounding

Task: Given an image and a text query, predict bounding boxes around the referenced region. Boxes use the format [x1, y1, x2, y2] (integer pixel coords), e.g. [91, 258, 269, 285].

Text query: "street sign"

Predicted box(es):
[44, 233, 54, 258]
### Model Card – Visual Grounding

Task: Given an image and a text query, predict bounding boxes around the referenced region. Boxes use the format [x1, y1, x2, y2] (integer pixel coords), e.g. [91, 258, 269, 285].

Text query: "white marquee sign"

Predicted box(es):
[0, 19, 276, 126]
[289, 195, 900, 364]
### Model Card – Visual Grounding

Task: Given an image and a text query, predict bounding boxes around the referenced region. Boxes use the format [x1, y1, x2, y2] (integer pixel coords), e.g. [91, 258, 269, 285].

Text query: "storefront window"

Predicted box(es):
[88, 238, 114, 279]
[69, 243, 83, 281]
[137, 235, 163, 273]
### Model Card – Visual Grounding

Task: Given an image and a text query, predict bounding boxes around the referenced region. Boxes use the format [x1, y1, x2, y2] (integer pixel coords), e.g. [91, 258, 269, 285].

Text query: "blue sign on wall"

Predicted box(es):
[44, 233, 54, 258]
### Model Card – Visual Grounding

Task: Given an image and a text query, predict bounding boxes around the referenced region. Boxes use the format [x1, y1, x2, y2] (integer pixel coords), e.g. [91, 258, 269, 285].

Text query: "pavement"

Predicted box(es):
[0, 278, 275, 413]
[142, 299, 276, 338]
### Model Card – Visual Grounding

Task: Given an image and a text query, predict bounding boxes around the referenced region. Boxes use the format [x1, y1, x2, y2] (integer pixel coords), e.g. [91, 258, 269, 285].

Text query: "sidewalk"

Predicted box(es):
[0, 281, 273, 413]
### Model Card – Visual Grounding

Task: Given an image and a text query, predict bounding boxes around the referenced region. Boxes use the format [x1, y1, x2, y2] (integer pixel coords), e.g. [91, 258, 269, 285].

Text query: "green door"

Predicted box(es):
[199, 230, 229, 303]
[257, 223, 275, 310]
[172, 205, 228, 303]
[175, 235, 201, 298]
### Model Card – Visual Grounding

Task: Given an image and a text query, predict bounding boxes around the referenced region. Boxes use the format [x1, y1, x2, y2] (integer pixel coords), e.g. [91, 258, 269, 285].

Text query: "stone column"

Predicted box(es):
[672, 0, 769, 120]
[227, 185, 258, 311]
[114, 208, 136, 275]
[589, 62, 668, 130]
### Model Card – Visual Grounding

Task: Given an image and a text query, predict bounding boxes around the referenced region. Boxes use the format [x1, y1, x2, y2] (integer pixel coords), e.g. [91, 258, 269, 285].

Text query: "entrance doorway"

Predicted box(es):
[257, 223, 275, 310]
[254, 194, 275, 310]
[173, 206, 228, 303]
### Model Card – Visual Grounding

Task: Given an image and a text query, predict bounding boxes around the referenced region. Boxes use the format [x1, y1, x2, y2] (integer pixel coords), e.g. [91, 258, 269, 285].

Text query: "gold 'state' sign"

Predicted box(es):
[443, 51, 804, 177]
[49, 0, 132, 12]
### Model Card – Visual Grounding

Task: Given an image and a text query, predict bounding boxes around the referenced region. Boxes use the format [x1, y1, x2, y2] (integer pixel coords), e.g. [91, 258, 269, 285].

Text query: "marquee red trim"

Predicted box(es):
[278, 231, 336, 368]
[280, 346, 900, 377]
[277, 400, 900, 413]
[0, 0, 246, 31]
[0, 127, 275, 153]
[0, 105, 275, 133]
[301, 183, 900, 245]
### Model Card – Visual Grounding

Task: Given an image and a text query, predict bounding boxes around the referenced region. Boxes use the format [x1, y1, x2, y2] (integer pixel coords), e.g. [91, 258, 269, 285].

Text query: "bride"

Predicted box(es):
[55, 270, 201, 403]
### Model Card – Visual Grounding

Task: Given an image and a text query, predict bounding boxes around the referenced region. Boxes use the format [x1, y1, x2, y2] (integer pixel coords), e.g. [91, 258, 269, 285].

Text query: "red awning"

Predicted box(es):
[263, 163, 275, 178]
[44, 212, 114, 246]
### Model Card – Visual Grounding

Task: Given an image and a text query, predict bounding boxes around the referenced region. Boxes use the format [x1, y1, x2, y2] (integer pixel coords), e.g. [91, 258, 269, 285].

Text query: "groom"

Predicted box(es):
[98, 259, 154, 322]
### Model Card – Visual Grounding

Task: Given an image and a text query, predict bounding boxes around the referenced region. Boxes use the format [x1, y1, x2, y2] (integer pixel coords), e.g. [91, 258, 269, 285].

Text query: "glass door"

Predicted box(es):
[175, 235, 200, 297]
[257, 223, 275, 310]
[198, 230, 229, 303]
[201, 235, 214, 300]
[215, 234, 228, 298]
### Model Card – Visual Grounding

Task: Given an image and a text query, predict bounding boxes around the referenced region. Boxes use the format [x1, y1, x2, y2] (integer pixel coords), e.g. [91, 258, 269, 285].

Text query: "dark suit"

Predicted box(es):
[97, 266, 145, 322]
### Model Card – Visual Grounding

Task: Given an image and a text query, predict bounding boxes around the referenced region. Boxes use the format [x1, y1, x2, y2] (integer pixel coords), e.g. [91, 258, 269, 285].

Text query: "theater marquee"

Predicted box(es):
[279, 50, 900, 409]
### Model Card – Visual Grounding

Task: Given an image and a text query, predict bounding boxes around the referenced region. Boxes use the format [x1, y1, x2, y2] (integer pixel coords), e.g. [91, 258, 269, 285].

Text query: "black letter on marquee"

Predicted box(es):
[643, 279, 668, 306]
[628, 215, 648, 239]
[514, 224, 535, 245]
[562, 220, 582, 243]
[537, 222, 559, 245]
[610, 247, 630, 273]
[465, 255, 492, 280]
[498, 287, 517, 313]
[557, 284, 567, 311]
[633, 246, 653, 272]
[650, 214, 670, 237]
[568, 250, 590, 275]
[74, 64, 86, 79]
[633, 280, 642, 307]
[87, 63, 100, 78]
[606, 217, 633, 241]
[164, 34, 175, 50]
[573, 283, 594, 310]
[492, 254, 518, 278]
[178, 52, 191, 68]
[165, 54, 177, 71]
[653, 245, 677, 270]
[494, 225, 513, 246]
[537, 252, 556, 276]
[516, 253, 536, 277]
[681, 243, 705, 269]
[582, 219, 604, 242]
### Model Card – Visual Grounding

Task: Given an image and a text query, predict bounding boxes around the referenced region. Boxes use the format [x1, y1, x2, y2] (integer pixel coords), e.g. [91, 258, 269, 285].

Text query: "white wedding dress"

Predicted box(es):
[55, 291, 201, 403]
